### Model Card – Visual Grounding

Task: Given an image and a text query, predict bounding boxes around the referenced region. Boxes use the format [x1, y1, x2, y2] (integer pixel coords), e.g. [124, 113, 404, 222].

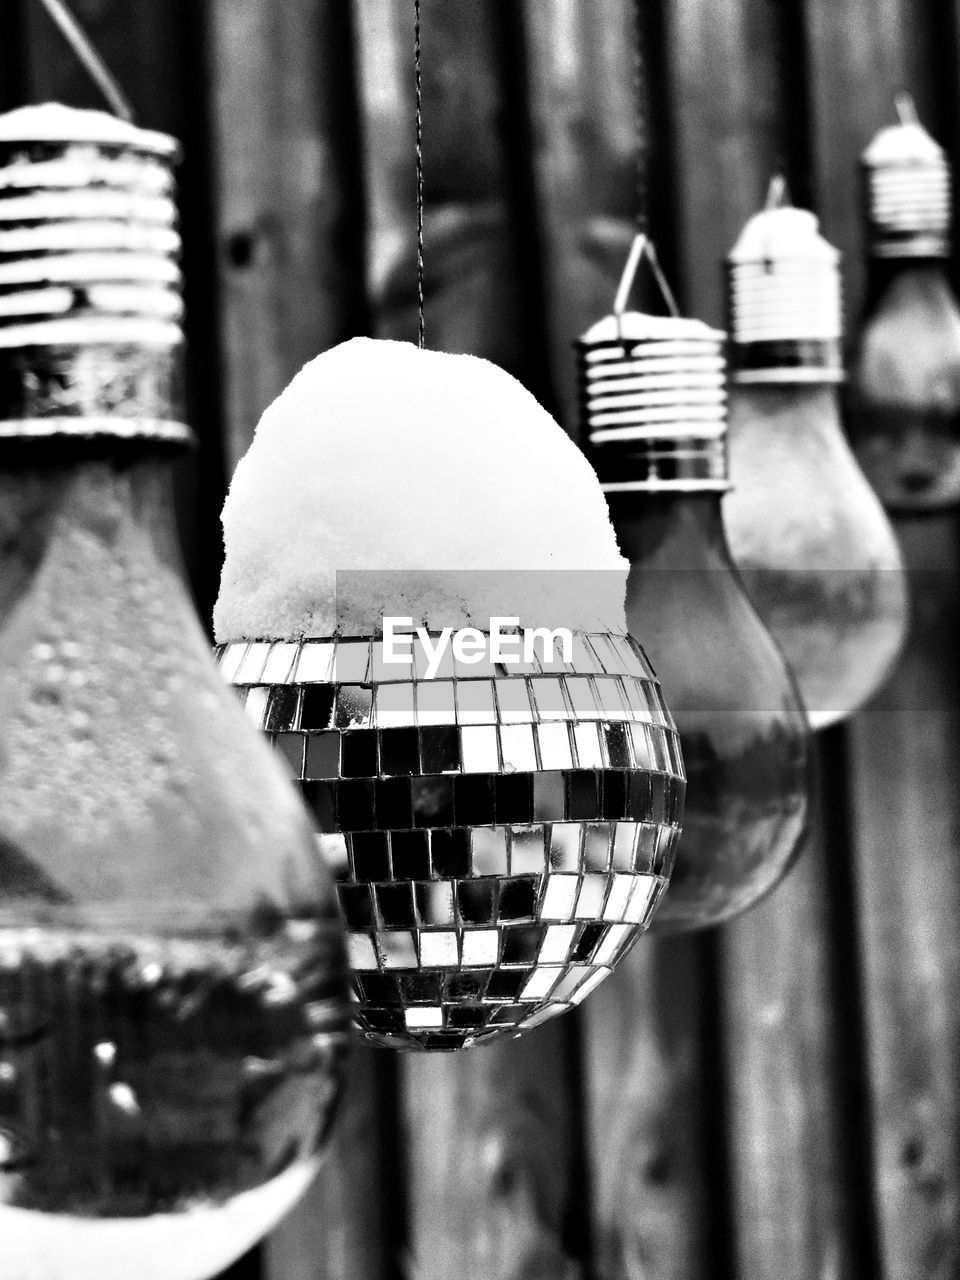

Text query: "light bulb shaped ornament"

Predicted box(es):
[723, 180, 908, 729]
[0, 105, 349, 1280]
[214, 337, 686, 1049]
[579, 233, 810, 932]
[848, 95, 960, 511]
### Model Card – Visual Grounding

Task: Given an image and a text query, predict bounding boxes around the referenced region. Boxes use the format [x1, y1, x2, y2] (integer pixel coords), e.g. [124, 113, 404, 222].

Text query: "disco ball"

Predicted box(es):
[217, 631, 685, 1050]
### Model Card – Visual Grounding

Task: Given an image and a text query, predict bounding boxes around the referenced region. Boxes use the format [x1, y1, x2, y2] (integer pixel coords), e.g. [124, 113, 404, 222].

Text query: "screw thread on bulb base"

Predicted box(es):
[725, 197, 844, 385]
[861, 97, 951, 260]
[576, 312, 730, 494]
[862, 160, 952, 259]
[0, 105, 191, 447]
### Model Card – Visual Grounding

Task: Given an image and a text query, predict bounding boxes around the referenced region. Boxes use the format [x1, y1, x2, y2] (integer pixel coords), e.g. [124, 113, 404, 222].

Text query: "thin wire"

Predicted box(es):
[895, 92, 918, 126]
[35, 0, 134, 122]
[765, 172, 791, 210]
[615, 1, 679, 330]
[632, 0, 649, 234]
[414, 0, 425, 349]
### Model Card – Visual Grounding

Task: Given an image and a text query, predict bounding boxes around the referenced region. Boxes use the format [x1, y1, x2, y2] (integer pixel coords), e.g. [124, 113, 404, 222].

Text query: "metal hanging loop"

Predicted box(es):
[613, 232, 681, 327]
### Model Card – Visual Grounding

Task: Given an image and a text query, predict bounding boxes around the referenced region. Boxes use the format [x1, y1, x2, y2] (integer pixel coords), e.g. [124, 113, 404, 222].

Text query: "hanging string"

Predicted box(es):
[414, 0, 425, 349]
[611, 0, 680, 330]
[631, 0, 650, 235]
[615, 0, 678, 328]
[34, 0, 134, 122]
[765, 172, 791, 210]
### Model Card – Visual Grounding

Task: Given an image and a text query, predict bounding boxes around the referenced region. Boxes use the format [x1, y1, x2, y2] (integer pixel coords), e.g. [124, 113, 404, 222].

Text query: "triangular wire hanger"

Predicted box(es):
[613, 232, 681, 322]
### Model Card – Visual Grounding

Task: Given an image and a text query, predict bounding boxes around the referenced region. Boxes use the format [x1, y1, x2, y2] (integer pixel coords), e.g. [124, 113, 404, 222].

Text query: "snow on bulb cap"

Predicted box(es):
[726, 176, 843, 385]
[862, 95, 951, 258]
[0, 103, 190, 447]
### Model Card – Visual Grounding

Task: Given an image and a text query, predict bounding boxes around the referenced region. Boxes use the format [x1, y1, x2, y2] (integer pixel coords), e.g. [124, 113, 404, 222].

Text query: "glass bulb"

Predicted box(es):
[0, 441, 349, 1280]
[724, 383, 909, 728]
[848, 260, 960, 511]
[609, 492, 810, 934]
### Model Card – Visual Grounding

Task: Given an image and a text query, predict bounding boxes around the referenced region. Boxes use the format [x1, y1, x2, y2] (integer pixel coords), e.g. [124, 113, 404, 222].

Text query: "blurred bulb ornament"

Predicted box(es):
[722, 180, 908, 729]
[579, 234, 809, 933]
[214, 338, 686, 1049]
[848, 95, 960, 511]
[0, 105, 348, 1280]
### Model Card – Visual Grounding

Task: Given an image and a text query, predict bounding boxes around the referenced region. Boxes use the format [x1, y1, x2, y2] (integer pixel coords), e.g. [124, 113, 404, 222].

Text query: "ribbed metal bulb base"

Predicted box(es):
[577, 312, 729, 493]
[0, 104, 191, 445]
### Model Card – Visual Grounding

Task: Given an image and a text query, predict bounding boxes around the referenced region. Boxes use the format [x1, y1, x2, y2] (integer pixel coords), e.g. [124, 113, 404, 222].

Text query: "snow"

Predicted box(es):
[864, 120, 945, 166]
[0, 103, 176, 156]
[728, 206, 838, 264]
[580, 312, 720, 345]
[215, 338, 628, 640]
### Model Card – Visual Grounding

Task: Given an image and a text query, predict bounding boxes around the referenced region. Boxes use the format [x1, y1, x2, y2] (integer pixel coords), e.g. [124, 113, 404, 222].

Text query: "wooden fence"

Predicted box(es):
[4, 1, 960, 1277]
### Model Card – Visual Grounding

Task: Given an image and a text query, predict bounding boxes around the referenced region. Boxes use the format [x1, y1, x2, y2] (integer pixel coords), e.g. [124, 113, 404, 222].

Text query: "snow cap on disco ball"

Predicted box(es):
[216, 338, 686, 1050]
[215, 337, 630, 638]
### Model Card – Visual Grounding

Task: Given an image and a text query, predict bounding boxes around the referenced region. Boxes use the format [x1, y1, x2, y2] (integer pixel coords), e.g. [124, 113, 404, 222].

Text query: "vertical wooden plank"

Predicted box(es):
[719, 799, 866, 1280]
[353, 0, 536, 383]
[404, 1031, 584, 1280]
[353, 4, 586, 1277]
[804, 3, 960, 1275]
[583, 940, 719, 1280]
[524, 6, 721, 1276]
[205, 5, 389, 1280]
[667, 0, 783, 327]
[665, 2, 863, 1277]
[803, 0, 942, 329]
[845, 518, 960, 1280]
[0, 0, 29, 112]
[521, 0, 637, 433]
[207, 0, 368, 468]
[266, 1057, 400, 1280]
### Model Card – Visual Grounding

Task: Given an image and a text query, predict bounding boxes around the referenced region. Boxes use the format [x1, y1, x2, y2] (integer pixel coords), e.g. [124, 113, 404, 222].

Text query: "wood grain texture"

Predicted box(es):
[204, 5, 387, 1277]
[521, 0, 637, 434]
[803, 4, 960, 1275]
[802, 0, 941, 330]
[519, 26, 727, 1271]
[267, 1050, 395, 1280]
[583, 939, 718, 1280]
[0, 0, 29, 112]
[719, 803, 861, 1280]
[665, 0, 783, 327]
[207, 0, 368, 467]
[845, 518, 960, 1280]
[666, 4, 857, 1275]
[403, 1028, 584, 1280]
[355, 0, 521, 368]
